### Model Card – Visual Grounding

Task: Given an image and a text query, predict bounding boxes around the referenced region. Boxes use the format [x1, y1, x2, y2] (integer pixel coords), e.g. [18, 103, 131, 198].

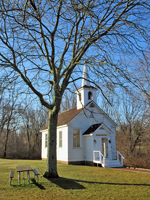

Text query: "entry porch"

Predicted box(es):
[93, 150, 125, 168]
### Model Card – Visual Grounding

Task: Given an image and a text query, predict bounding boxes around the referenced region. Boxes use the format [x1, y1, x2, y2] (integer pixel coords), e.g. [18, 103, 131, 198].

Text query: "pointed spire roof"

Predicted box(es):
[82, 64, 90, 87]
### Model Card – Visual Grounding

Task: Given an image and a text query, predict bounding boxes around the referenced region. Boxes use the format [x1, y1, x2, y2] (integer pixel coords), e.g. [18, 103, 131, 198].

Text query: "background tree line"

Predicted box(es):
[0, 85, 48, 159]
[101, 85, 150, 168]
[1, 81, 150, 168]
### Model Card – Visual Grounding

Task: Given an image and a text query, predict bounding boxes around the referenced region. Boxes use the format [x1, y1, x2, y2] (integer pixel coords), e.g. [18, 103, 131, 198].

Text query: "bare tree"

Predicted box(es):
[0, 97, 48, 159]
[0, 0, 150, 178]
[115, 94, 148, 154]
[20, 105, 48, 158]
[0, 90, 20, 158]
[132, 54, 150, 106]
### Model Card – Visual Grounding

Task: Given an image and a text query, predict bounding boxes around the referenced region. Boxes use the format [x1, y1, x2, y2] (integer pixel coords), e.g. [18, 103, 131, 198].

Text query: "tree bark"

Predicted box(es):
[43, 108, 59, 178]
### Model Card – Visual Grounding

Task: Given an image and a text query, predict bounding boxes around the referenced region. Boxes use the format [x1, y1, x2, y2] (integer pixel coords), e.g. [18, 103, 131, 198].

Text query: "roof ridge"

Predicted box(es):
[59, 107, 77, 114]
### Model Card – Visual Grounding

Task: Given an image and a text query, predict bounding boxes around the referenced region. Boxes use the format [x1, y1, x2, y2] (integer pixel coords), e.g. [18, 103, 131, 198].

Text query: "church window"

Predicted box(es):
[45, 134, 47, 148]
[73, 129, 80, 147]
[88, 91, 93, 100]
[59, 131, 62, 147]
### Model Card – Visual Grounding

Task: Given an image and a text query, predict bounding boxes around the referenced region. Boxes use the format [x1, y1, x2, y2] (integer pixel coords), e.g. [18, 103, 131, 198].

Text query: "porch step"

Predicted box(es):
[103, 163, 124, 168]
[94, 159, 124, 168]
[104, 160, 123, 168]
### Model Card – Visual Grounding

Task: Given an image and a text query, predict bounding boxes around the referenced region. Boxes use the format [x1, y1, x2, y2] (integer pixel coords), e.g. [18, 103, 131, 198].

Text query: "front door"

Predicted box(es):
[102, 138, 108, 158]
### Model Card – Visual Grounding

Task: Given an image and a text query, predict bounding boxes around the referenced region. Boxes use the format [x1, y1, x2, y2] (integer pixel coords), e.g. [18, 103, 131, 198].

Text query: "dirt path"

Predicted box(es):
[115, 167, 150, 173]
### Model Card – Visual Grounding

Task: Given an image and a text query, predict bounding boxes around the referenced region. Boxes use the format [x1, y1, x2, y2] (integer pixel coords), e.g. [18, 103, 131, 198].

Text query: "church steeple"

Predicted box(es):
[82, 64, 90, 87]
[76, 64, 97, 109]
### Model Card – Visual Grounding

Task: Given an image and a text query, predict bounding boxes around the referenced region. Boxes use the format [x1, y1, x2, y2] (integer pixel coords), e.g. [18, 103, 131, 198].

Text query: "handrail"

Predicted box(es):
[93, 151, 106, 167]
[93, 150, 125, 167]
[111, 150, 125, 165]
[117, 151, 125, 159]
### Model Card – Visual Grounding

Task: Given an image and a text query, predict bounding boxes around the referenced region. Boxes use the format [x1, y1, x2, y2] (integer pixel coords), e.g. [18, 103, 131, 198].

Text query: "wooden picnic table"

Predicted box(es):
[16, 165, 33, 185]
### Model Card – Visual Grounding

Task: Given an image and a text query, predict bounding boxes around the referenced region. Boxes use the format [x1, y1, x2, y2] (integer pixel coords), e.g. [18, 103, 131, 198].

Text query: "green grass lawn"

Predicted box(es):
[0, 159, 150, 200]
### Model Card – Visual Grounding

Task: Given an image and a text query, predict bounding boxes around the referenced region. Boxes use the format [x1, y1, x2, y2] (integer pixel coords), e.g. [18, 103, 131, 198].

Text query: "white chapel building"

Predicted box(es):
[41, 65, 124, 168]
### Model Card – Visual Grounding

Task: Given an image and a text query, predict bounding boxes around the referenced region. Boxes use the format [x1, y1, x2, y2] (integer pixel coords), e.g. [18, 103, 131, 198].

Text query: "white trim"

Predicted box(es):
[98, 124, 114, 135]
[59, 131, 62, 148]
[83, 134, 93, 137]
[75, 87, 97, 93]
[57, 124, 68, 129]
[73, 129, 81, 148]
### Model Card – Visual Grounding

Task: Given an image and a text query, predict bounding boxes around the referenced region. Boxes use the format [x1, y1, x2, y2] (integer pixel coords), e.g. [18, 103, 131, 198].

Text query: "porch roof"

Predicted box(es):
[83, 123, 101, 135]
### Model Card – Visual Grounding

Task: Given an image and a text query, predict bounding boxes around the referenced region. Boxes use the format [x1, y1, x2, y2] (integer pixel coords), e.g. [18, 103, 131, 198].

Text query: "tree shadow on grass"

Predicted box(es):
[74, 179, 150, 187]
[31, 179, 46, 190]
[45, 177, 85, 189]
[44, 177, 150, 190]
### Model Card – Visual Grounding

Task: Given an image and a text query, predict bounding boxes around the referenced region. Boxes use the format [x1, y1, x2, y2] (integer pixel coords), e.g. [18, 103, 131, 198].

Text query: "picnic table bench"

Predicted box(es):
[33, 169, 40, 183]
[9, 171, 14, 185]
[9, 166, 40, 185]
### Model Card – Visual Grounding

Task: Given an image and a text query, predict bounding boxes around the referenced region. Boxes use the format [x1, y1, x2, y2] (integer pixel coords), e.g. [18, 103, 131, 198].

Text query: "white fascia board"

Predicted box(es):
[100, 124, 114, 135]
[75, 87, 97, 93]
[57, 124, 68, 129]
[83, 134, 93, 137]
[41, 124, 68, 132]
[83, 88, 97, 91]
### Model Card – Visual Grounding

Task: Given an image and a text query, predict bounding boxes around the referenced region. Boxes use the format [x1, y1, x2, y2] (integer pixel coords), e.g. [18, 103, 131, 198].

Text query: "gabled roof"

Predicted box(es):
[41, 107, 83, 130]
[83, 123, 101, 135]
[83, 123, 114, 135]
[41, 100, 117, 131]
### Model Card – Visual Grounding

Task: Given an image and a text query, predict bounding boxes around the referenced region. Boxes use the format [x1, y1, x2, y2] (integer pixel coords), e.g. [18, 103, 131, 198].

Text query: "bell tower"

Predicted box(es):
[76, 64, 97, 109]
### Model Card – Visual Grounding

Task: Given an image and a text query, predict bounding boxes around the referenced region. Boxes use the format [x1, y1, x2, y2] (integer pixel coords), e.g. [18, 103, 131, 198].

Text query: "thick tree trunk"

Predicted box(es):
[43, 108, 59, 178]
